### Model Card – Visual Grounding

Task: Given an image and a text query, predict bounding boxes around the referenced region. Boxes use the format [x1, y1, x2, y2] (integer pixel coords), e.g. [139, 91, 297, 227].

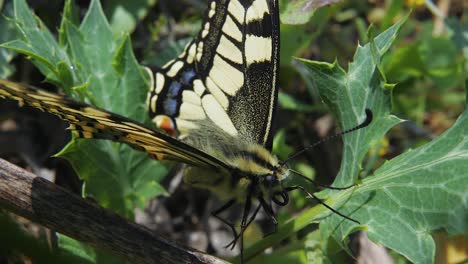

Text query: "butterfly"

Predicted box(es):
[0, 0, 372, 261]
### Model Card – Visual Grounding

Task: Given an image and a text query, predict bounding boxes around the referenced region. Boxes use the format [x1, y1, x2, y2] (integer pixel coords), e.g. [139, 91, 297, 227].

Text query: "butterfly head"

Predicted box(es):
[259, 164, 291, 206]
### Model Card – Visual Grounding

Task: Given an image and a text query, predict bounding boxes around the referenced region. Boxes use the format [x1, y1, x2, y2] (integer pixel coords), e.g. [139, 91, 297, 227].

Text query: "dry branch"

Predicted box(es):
[0, 158, 228, 264]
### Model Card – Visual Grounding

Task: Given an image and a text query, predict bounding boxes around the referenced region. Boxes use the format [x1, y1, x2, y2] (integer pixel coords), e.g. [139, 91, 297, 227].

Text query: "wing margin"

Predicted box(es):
[0, 79, 230, 172]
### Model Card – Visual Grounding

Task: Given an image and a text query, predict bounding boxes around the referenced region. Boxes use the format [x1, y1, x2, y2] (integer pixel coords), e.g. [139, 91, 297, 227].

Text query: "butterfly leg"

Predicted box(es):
[225, 201, 262, 250]
[224, 195, 253, 250]
[211, 198, 238, 243]
[284, 186, 360, 224]
[258, 196, 279, 237]
[226, 198, 262, 264]
[211, 198, 260, 249]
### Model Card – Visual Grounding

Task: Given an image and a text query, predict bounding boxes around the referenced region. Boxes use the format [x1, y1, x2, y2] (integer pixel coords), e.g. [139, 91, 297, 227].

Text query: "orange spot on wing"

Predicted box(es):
[156, 115, 177, 137]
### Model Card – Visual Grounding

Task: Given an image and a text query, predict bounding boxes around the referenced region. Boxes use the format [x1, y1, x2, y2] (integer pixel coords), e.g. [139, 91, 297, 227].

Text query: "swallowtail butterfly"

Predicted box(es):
[0, 0, 372, 261]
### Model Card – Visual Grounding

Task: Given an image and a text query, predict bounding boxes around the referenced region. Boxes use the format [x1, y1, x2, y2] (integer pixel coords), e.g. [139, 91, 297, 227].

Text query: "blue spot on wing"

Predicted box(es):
[168, 82, 182, 97]
[164, 99, 178, 116]
[181, 70, 196, 85]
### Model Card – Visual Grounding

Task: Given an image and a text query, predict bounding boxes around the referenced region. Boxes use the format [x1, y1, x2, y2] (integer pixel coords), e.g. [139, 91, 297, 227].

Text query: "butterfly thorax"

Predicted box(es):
[182, 134, 289, 201]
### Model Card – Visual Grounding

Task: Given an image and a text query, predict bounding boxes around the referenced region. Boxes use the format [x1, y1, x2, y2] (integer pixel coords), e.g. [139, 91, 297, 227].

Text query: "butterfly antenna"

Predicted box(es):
[288, 168, 354, 189]
[282, 109, 373, 165]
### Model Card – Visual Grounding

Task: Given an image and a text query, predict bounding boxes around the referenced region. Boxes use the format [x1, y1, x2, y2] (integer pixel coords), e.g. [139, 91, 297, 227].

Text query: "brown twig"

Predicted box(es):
[0, 158, 228, 264]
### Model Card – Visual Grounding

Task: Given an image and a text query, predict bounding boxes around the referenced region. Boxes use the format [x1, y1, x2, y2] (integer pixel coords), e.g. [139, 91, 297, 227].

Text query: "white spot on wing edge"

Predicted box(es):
[150, 94, 158, 112]
[178, 41, 191, 59]
[209, 9, 215, 18]
[155, 72, 165, 94]
[144, 66, 154, 91]
[209, 55, 243, 96]
[166, 60, 184, 77]
[144, 66, 155, 111]
[202, 22, 210, 38]
[217, 35, 242, 64]
[162, 59, 174, 69]
[209, 0, 216, 18]
[187, 44, 196, 64]
[202, 94, 238, 136]
[245, 35, 272, 65]
[246, 0, 270, 23]
[196, 42, 204, 62]
[228, 0, 245, 23]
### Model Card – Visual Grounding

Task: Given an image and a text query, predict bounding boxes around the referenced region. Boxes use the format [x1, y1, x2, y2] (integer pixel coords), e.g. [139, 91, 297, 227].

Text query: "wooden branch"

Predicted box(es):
[0, 158, 228, 264]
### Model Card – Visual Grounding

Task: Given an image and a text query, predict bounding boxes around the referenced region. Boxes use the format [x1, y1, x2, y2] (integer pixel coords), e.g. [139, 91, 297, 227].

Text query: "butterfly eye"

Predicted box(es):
[272, 191, 289, 206]
[265, 174, 276, 184]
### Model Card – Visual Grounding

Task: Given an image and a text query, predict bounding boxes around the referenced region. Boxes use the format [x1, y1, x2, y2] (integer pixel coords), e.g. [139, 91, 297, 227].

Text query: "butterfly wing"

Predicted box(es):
[0, 79, 229, 172]
[147, 0, 280, 148]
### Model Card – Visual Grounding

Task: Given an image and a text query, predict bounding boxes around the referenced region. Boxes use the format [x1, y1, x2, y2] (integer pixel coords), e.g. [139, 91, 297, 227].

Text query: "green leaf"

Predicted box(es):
[279, 0, 342, 25]
[383, 42, 426, 82]
[55, 0, 168, 217]
[58, 0, 80, 47]
[105, 0, 157, 35]
[280, 6, 334, 66]
[0, 2, 18, 78]
[0, 212, 89, 264]
[300, 15, 466, 264]
[58, 235, 125, 264]
[418, 36, 463, 88]
[56, 139, 128, 214]
[142, 37, 192, 67]
[58, 236, 96, 263]
[272, 128, 295, 160]
[321, 104, 468, 264]
[300, 18, 405, 187]
[384, 29, 462, 88]
[278, 91, 318, 112]
[0, 0, 75, 89]
[250, 239, 307, 264]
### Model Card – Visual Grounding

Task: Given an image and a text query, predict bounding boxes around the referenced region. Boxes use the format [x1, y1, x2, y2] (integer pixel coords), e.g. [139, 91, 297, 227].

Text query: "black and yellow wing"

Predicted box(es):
[147, 0, 280, 148]
[0, 79, 229, 172]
